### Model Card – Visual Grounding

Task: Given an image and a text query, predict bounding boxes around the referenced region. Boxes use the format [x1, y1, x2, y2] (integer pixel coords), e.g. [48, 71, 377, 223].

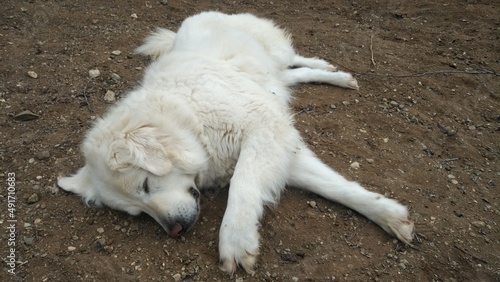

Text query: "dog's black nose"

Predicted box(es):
[188, 187, 200, 199]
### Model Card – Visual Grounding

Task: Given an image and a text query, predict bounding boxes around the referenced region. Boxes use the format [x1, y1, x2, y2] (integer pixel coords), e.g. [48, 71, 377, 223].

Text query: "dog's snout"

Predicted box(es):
[189, 187, 200, 199]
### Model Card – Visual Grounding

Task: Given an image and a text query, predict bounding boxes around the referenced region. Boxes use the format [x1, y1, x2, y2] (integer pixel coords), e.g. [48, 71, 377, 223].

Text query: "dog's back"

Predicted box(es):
[136, 12, 295, 69]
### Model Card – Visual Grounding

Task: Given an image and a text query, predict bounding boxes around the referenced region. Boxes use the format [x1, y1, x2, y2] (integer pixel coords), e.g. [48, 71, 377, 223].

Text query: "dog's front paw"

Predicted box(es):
[218, 220, 260, 275]
[385, 215, 415, 245]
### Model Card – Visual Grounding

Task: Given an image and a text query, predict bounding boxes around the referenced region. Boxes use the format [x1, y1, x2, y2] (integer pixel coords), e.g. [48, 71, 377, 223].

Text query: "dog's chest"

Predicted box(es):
[197, 122, 242, 188]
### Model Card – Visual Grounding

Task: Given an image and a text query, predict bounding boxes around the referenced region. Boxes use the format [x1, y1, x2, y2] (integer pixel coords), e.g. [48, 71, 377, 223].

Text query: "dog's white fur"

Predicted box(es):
[58, 11, 414, 275]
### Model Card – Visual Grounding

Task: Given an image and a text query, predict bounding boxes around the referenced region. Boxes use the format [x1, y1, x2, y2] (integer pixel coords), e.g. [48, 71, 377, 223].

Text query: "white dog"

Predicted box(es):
[58, 11, 414, 275]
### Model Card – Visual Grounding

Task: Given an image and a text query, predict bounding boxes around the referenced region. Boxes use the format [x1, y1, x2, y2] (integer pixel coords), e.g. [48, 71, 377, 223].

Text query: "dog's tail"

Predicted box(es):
[135, 28, 176, 58]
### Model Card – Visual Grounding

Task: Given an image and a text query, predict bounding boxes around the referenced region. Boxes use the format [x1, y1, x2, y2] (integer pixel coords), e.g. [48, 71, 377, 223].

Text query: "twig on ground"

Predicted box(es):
[441, 157, 460, 163]
[370, 35, 376, 67]
[354, 69, 499, 77]
[454, 244, 488, 264]
[82, 78, 93, 112]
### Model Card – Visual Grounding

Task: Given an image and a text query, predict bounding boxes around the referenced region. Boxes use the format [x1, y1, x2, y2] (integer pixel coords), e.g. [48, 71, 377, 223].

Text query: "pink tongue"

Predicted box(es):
[169, 223, 183, 237]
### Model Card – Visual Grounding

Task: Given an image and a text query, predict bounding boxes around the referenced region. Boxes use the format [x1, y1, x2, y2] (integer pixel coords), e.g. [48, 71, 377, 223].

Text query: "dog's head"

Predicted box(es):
[58, 118, 207, 237]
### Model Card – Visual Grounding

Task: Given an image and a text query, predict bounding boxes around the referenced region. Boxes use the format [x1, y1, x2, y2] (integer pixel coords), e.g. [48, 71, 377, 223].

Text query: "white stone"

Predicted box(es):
[104, 90, 116, 102]
[89, 69, 100, 78]
[27, 70, 38, 78]
[350, 161, 360, 169]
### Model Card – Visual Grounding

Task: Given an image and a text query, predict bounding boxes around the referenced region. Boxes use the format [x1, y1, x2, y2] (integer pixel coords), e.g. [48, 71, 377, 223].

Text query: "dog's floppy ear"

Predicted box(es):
[107, 125, 173, 176]
[57, 165, 100, 205]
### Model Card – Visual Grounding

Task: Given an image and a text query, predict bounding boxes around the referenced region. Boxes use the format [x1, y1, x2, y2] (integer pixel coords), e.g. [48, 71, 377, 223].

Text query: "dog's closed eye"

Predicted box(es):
[143, 178, 150, 194]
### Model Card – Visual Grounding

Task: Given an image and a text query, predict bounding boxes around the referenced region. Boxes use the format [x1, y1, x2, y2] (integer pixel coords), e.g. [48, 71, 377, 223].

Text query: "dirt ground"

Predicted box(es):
[1, 0, 499, 281]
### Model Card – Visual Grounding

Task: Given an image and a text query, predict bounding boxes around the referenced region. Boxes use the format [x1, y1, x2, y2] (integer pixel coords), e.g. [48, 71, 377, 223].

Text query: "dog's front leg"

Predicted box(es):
[218, 176, 262, 275]
[218, 134, 292, 275]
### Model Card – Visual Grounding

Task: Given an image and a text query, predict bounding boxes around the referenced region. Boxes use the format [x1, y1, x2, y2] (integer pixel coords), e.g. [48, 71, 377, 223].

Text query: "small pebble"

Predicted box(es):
[97, 227, 104, 233]
[471, 221, 485, 228]
[27, 193, 39, 204]
[308, 201, 317, 208]
[430, 216, 436, 224]
[350, 161, 360, 169]
[89, 69, 100, 78]
[366, 158, 374, 164]
[172, 274, 181, 282]
[24, 237, 34, 245]
[104, 90, 116, 102]
[453, 210, 464, 217]
[111, 50, 121, 56]
[14, 110, 40, 121]
[34, 218, 42, 225]
[307, 201, 317, 209]
[27, 70, 38, 79]
[37, 150, 50, 160]
[96, 238, 106, 247]
[68, 246, 76, 251]
[110, 73, 121, 82]
[131, 13, 138, 19]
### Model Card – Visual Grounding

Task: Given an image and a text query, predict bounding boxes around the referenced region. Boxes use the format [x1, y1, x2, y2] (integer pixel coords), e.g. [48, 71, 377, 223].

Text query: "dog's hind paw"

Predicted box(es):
[324, 62, 338, 72]
[346, 77, 359, 90]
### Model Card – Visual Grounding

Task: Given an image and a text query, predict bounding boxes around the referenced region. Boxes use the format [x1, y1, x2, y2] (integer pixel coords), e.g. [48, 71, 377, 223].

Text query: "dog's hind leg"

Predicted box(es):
[284, 67, 359, 89]
[291, 54, 337, 71]
[287, 146, 415, 245]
